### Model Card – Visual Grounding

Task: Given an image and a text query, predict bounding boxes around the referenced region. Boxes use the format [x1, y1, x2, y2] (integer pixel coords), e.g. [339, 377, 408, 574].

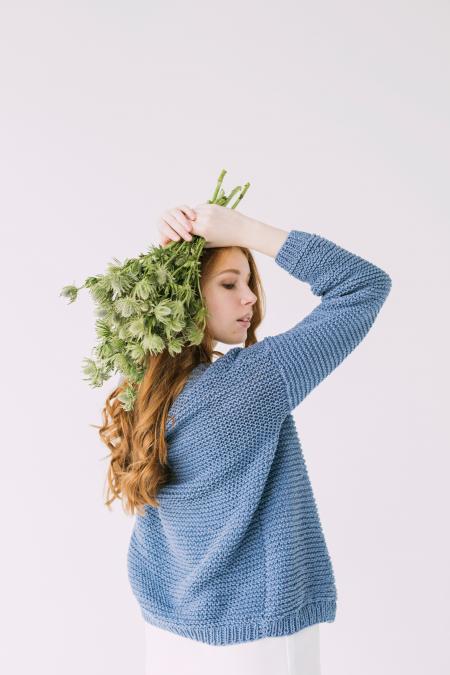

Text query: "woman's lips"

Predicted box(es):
[237, 319, 250, 327]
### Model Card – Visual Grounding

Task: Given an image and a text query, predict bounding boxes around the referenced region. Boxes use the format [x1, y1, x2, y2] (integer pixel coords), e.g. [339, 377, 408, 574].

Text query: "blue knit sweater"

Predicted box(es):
[127, 229, 392, 646]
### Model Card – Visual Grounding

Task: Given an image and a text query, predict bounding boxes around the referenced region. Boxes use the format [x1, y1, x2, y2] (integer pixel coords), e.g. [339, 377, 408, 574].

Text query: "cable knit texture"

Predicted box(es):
[127, 229, 392, 646]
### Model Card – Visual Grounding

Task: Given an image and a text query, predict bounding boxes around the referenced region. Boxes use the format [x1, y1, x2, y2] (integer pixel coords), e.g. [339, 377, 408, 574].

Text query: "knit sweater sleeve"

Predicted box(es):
[255, 229, 392, 413]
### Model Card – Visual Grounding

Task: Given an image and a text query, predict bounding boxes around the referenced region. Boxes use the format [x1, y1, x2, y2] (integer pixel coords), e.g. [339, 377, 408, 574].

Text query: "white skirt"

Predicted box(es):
[144, 621, 321, 675]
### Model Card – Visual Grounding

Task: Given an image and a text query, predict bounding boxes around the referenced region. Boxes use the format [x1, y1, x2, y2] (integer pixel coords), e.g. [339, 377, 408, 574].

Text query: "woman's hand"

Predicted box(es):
[158, 203, 251, 249]
[190, 203, 251, 248]
[158, 205, 197, 247]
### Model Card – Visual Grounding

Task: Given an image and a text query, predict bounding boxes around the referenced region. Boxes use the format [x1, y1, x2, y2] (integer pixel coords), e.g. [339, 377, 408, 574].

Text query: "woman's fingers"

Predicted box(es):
[158, 216, 191, 246]
[164, 213, 193, 241]
[157, 205, 196, 247]
[159, 230, 173, 246]
[158, 220, 179, 245]
[170, 208, 194, 233]
[178, 204, 196, 220]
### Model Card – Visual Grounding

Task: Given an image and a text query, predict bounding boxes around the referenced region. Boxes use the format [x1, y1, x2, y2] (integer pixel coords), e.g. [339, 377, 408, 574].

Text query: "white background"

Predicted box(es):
[1, 1, 449, 673]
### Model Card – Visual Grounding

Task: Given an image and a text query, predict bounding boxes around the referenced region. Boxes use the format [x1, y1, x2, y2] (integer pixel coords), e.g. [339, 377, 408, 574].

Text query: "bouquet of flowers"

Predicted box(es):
[60, 168, 250, 411]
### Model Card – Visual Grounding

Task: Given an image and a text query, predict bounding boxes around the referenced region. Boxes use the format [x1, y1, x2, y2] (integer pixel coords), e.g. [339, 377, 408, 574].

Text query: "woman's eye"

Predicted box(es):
[222, 283, 235, 289]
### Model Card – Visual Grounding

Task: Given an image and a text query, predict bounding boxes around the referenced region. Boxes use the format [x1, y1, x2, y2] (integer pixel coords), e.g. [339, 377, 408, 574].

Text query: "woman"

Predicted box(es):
[101, 203, 392, 674]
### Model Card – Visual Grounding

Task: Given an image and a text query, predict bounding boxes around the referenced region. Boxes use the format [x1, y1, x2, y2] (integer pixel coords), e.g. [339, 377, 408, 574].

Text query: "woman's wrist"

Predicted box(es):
[236, 216, 289, 258]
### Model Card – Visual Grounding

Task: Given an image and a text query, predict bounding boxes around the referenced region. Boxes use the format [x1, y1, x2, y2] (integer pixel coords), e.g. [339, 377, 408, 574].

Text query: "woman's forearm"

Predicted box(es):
[236, 216, 289, 258]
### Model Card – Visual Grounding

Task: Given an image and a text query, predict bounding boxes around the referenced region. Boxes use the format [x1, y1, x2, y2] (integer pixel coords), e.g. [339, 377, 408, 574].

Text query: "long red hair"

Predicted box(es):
[94, 245, 266, 516]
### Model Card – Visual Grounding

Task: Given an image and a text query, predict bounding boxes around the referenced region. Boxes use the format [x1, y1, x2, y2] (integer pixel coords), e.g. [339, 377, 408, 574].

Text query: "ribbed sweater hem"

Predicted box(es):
[141, 598, 336, 646]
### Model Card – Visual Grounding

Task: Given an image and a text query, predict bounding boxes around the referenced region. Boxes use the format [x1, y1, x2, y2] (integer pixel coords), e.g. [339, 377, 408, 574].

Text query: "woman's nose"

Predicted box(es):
[242, 293, 257, 305]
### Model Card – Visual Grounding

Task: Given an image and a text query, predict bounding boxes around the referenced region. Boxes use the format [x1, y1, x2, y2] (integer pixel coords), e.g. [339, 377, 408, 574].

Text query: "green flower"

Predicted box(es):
[60, 168, 251, 411]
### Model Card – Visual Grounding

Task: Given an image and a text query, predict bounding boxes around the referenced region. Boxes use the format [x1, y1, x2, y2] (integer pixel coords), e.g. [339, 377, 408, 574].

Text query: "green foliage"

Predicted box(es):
[60, 169, 251, 412]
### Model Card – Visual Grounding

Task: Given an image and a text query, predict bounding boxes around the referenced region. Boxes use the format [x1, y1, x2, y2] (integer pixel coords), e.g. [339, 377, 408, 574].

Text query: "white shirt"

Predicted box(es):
[144, 621, 321, 675]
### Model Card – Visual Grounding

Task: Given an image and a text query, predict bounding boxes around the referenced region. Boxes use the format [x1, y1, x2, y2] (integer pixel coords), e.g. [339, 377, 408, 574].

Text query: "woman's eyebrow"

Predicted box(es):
[214, 268, 251, 280]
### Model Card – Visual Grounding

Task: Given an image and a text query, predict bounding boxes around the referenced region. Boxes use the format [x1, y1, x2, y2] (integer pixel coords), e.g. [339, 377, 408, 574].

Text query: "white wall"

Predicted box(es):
[1, 1, 448, 673]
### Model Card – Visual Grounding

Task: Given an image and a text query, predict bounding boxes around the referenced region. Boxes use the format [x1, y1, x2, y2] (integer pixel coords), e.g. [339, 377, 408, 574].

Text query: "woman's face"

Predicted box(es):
[201, 247, 257, 347]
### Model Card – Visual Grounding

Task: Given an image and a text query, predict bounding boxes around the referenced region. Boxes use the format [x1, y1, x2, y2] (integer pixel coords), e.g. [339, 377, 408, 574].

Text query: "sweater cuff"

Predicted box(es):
[274, 229, 316, 274]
